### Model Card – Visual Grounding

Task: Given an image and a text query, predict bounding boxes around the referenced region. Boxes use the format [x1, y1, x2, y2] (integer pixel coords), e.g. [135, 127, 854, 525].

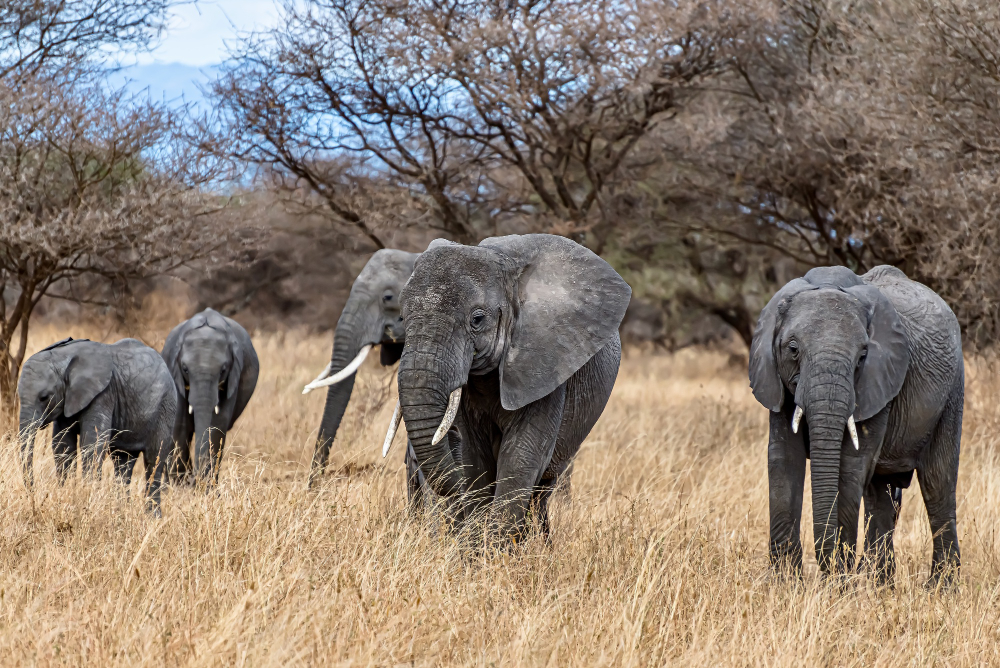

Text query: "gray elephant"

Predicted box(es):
[749, 265, 963, 584]
[17, 337, 177, 513]
[383, 234, 631, 539]
[301, 248, 420, 488]
[162, 308, 259, 486]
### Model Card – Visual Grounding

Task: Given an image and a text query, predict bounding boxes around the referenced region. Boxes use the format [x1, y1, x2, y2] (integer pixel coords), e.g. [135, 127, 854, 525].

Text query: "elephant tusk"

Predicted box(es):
[188, 404, 193, 415]
[847, 415, 859, 450]
[382, 400, 401, 458]
[302, 345, 372, 394]
[431, 387, 462, 446]
[214, 405, 219, 415]
[302, 361, 333, 393]
[792, 405, 804, 434]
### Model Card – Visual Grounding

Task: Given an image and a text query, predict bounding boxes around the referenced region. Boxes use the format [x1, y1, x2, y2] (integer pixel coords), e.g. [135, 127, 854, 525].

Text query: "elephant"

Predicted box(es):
[749, 265, 963, 585]
[383, 234, 631, 540]
[17, 337, 177, 513]
[301, 248, 420, 488]
[161, 308, 259, 486]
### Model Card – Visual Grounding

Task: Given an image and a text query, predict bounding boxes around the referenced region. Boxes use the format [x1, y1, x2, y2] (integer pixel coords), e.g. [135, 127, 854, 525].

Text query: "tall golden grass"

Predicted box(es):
[1, 322, 999, 666]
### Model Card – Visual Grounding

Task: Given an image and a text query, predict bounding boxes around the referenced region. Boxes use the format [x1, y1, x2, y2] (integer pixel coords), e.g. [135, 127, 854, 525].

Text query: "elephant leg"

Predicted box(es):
[767, 408, 806, 574]
[144, 420, 174, 517]
[207, 426, 227, 486]
[78, 405, 113, 479]
[51, 416, 80, 484]
[492, 389, 563, 544]
[171, 410, 194, 485]
[110, 448, 138, 489]
[918, 387, 963, 587]
[863, 475, 903, 585]
[531, 478, 557, 538]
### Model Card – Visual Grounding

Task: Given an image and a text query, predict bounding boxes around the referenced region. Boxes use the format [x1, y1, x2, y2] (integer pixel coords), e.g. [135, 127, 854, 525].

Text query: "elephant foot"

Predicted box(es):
[925, 566, 960, 593]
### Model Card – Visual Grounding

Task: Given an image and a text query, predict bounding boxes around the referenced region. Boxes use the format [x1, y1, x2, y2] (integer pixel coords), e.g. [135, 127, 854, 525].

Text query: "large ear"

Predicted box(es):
[64, 343, 113, 416]
[481, 234, 631, 411]
[224, 320, 247, 400]
[161, 320, 189, 395]
[844, 284, 909, 421]
[749, 278, 816, 412]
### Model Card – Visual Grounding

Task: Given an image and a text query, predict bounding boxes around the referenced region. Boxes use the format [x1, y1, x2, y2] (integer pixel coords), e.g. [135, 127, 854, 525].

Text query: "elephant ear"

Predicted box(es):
[64, 343, 113, 416]
[161, 319, 189, 395]
[844, 284, 909, 421]
[223, 317, 247, 400]
[749, 278, 816, 412]
[480, 234, 632, 411]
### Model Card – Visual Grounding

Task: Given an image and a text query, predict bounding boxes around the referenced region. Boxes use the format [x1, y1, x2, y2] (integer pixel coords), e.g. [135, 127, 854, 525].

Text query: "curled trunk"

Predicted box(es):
[397, 347, 466, 497]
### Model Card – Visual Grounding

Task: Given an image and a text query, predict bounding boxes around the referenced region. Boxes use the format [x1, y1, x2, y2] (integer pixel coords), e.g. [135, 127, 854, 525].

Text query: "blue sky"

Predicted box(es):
[113, 0, 283, 104]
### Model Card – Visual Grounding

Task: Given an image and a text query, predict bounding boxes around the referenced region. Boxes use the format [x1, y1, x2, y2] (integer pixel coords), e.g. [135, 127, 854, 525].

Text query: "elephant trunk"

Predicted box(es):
[188, 375, 222, 482]
[309, 298, 372, 485]
[397, 342, 468, 497]
[800, 357, 856, 574]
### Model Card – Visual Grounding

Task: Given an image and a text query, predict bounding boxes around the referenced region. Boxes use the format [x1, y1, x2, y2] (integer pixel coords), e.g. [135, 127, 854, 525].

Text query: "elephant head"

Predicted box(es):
[749, 266, 909, 571]
[162, 308, 250, 481]
[391, 234, 631, 496]
[17, 338, 113, 486]
[303, 248, 419, 484]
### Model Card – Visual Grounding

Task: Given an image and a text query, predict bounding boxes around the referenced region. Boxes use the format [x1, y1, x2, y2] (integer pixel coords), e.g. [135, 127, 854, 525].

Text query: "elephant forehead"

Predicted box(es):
[785, 290, 867, 329]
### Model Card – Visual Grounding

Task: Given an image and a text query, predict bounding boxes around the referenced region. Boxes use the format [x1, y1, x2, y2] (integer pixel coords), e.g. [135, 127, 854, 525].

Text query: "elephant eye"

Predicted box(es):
[383, 293, 393, 303]
[38, 393, 49, 403]
[788, 341, 798, 356]
[471, 309, 486, 328]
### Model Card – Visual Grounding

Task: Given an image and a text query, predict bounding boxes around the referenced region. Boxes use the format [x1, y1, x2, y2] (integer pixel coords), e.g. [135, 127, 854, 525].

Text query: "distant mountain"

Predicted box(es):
[108, 62, 221, 108]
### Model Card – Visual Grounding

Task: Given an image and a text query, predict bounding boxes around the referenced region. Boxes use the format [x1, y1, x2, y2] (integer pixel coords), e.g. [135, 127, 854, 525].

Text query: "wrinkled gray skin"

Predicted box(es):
[162, 308, 259, 486]
[308, 249, 419, 489]
[750, 266, 963, 585]
[18, 337, 177, 514]
[396, 235, 631, 539]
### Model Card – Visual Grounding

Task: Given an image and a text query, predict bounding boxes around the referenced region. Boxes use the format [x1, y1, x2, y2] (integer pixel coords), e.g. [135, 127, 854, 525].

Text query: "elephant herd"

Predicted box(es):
[15, 234, 966, 586]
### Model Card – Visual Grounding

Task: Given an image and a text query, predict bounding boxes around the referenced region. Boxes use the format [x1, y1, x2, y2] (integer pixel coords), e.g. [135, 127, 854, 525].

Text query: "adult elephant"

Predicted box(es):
[162, 308, 258, 486]
[382, 234, 631, 539]
[301, 248, 420, 488]
[749, 265, 963, 585]
[18, 337, 176, 513]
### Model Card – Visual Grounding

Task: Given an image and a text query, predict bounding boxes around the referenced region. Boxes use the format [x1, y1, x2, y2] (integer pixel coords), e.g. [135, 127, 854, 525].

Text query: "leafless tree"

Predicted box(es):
[0, 1, 242, 413]
[212, 0, 735, 248]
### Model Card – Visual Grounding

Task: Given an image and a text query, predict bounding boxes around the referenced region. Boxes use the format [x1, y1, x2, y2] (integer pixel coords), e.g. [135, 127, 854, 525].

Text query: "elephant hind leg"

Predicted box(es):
[918, 385, 963, 587]
[530, 478, 557, 539]
[863, 475, 904, 586]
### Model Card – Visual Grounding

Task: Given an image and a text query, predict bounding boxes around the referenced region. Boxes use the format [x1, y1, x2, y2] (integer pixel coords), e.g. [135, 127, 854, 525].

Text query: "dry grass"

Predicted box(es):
[2, 323, 1000, 666]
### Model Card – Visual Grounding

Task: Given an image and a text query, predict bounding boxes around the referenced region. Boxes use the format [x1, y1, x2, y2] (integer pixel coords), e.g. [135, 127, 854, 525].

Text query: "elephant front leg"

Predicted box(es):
[78, 403, 114, 479]
[51, 415, 80, 483]
[492, 389, 563, 545]
[863, 476, 903, 586]
[767, 408, 806, 574]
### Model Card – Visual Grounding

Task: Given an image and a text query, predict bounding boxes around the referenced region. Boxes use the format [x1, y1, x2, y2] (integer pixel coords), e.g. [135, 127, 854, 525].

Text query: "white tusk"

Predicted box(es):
[214, 405, 219, 415]
[382, 400, 401, 458]
[847, 415, 859, 450]
[302, 345, 372, 394]
[792, 405, 803, 434]
[188, 404, 193, 415]
[431, 387, 462, 446]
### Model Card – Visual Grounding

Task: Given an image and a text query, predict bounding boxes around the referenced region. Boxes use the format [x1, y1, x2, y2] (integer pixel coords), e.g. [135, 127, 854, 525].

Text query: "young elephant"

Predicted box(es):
[749, 265, 963, 584]
[301, 249, 419, 488]
[383, 234, 631, 539]
[17, 337, 177, 512]
[161, 309, 258, 486]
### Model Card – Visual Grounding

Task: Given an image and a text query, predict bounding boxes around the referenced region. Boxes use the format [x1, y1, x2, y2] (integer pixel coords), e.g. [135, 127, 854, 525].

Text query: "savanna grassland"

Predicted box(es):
[2, 323, 1000, 666]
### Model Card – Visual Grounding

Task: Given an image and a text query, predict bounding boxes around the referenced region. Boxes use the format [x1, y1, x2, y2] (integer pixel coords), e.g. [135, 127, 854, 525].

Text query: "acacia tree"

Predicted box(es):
[212, 0, 734, 248]
[0, 1, 239, 412]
